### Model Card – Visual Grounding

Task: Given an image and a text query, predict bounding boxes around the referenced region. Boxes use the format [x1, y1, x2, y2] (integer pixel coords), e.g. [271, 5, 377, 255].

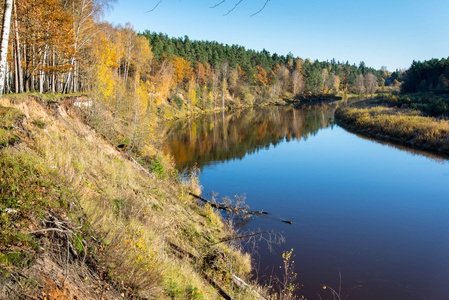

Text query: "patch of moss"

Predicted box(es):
[0, 106, 24, 128]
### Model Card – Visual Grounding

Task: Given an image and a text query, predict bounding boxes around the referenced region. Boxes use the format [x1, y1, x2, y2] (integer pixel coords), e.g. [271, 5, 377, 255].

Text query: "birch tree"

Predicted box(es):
[354, 74, 365, 95]
[365, 73, 378, 95]
[0, 0, 13, 97]
[292, 70, 303, 96]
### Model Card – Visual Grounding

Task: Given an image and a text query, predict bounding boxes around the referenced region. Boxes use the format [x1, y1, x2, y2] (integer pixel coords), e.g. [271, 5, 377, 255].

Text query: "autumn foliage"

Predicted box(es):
[0, 0, 392, 154]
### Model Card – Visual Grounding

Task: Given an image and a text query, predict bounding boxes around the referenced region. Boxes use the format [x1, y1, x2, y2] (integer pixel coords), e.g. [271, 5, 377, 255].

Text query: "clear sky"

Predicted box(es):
[104, 0, 449, 72]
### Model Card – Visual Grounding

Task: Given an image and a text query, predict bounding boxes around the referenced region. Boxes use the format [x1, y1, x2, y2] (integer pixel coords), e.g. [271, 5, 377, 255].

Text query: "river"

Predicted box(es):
[162, 102, 449, 300]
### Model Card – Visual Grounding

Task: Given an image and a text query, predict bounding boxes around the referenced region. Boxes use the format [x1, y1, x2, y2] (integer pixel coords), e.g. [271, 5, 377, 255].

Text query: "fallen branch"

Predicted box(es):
[206, 231, 272, 247]
[203, 272, 234, 300]
[126, 154, 155, 179]
[28, 228, 71, 234]
[167, 241, 196, 260]
[63, 232, 70, 285]
[189, 192, 293, 224]
[189, 192, 269, 215]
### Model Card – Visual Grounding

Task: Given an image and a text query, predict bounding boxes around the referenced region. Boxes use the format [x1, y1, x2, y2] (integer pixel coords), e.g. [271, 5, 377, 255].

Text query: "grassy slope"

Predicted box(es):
[335, 98, 449, 154]
[0, 96, 257, 299]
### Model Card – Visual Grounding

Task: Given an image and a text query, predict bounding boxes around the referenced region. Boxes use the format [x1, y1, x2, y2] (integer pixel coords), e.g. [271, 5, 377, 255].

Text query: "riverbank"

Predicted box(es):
[0, 95, 262, 299]
[335, 98, 449, 154]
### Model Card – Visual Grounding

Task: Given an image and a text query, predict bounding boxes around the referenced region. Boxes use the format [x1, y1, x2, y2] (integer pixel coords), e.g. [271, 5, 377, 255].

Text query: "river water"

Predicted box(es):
[163, 103, 449, 299]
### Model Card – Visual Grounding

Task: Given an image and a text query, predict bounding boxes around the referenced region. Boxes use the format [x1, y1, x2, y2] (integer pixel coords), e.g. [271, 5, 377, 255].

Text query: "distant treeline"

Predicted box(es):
[141, 31, 390, 96]
[401, 57, 449, 94]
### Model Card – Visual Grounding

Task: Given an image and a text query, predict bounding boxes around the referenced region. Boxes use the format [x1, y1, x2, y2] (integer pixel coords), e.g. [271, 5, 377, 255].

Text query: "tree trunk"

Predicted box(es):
[38, 46, 47, 94]
[13, 1, 22, 93]
[0, 0, 13, 97]
[73, 60, 78, 93]
[13, 40, 18, 92]
[51, 50, 55, 93]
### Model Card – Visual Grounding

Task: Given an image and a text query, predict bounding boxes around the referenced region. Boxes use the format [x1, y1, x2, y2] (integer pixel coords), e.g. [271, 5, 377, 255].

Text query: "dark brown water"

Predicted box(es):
[163, 104, 449, 300]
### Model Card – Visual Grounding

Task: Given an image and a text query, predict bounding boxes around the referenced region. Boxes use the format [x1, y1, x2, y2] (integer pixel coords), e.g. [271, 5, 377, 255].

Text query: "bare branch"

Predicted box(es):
[146, 0, 164, 13]
[251, 0, 270, 17]
[146, 0, 270, 16]
[210, 0, 226, 9]
[207, 231, 273, 247]
[223, 0, 244, 16]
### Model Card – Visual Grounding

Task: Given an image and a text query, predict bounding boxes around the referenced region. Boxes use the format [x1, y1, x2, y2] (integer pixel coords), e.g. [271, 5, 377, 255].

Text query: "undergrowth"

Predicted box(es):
[0, 96, 259, 299]
[384, 92, 449, 117]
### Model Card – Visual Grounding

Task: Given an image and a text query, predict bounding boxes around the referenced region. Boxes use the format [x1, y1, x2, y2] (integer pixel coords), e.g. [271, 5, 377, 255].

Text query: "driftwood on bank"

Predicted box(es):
[189, 192, 293, 224]
[232, 274, 267, 300]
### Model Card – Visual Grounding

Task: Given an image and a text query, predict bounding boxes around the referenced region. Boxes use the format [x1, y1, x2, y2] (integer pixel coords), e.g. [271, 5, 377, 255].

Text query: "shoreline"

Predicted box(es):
[335, 99, 449, 156]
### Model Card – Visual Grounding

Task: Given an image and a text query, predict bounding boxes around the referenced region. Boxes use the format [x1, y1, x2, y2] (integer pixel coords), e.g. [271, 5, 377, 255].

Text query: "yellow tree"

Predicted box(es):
[188, 77, 197, 110]
[63, 0, 114, 93]
[195, 62, 206, 86]
[172, 56, 191, 88]
[90, 32, 118, 107]
[147, 59, 174, 107]
[15, 0, 74, 93]
[256, 66, 268, 86]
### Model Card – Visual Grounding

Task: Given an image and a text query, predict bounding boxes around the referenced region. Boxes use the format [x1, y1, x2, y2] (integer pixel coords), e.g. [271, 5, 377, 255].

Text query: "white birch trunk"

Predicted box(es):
[0, 0, 13, 97]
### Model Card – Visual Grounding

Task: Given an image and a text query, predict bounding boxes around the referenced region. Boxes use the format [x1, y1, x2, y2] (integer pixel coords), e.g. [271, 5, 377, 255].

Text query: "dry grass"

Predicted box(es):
[0, 96, 258, 299]
[336, 104, 449, 153]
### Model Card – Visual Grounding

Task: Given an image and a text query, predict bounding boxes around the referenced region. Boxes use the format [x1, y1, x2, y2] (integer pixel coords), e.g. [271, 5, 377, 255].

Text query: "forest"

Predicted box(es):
[0, 0, 393, 109]
[400, 57, 449, 94]
[2, 0, 447, 113]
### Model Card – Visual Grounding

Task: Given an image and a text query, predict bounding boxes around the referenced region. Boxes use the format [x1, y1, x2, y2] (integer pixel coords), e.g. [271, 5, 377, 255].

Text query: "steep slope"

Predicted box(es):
[0, 96, 255, 299]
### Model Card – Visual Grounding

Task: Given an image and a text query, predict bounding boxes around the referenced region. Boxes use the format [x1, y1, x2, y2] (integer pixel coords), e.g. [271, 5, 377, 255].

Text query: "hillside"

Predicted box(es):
[0, 96, 258, 299]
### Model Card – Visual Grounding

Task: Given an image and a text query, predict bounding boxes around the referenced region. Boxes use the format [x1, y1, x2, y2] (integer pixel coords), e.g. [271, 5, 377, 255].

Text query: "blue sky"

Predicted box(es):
[105, 0, 449, 71]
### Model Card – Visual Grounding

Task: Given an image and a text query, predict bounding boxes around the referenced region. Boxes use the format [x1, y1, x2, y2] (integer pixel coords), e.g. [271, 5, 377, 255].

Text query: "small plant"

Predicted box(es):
[271, 249, 300, 300]
[149, 157, 165, 179]
[113, 198, 129, 219]
[32, 118, 46, 129]
[280, 249, 299, 300]
[187, 285, 204, 300]
[166, 279, 183, 298]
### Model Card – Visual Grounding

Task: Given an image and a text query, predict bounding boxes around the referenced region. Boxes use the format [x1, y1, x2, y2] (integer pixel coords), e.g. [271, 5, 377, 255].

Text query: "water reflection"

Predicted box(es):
[164, 102, 449, 170]
[163, 104, 339, 170]
[161, 103, 449, 300]
[343, 129, 449, 165]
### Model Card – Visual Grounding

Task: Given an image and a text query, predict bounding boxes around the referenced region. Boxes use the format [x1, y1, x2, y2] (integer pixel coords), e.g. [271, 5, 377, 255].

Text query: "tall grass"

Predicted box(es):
[336, 104, 449, 153]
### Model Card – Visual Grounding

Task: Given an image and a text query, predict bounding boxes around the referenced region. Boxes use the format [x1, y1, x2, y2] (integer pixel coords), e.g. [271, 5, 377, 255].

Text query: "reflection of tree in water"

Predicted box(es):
[349, 129, 449, 164]
[163, 104, 339, 170]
